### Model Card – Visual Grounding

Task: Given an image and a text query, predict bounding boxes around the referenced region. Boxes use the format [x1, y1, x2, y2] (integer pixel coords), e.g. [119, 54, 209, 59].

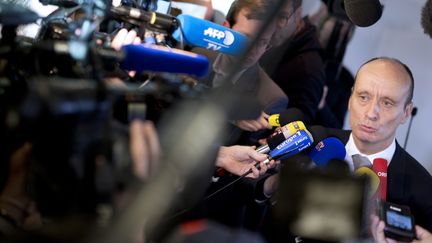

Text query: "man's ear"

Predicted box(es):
[223, 19, 231, 28]
[401, 101, 414, 124]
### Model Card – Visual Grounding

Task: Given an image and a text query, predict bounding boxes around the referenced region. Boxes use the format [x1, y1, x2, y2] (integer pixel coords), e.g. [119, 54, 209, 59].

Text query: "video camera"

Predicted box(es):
[0, 0, 209, 221]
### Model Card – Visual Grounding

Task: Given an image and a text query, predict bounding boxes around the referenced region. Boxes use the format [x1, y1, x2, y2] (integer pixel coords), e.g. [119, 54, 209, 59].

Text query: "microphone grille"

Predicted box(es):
[344, 0, 383, 27]
[421, 0, 432, 38]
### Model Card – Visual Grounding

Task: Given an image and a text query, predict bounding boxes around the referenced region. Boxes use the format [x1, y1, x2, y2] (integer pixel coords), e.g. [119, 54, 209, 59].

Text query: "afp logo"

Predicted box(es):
[203, 27, 235, 45]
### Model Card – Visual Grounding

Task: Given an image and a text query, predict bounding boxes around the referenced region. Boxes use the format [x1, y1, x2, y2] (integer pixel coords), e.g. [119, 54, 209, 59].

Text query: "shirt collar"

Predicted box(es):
[344, 133, 395, 171]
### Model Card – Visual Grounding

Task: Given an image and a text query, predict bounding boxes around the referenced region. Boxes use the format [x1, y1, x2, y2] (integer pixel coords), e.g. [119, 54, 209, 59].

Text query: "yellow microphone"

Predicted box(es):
[355, 167, 380, 198]
[256, 121, 306, 154]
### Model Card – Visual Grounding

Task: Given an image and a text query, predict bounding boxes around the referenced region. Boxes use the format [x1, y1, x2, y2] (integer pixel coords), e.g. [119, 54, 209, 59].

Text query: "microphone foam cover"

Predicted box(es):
[421, 0, 432, 39]
[344, 0, 383, 27]
[309, 137, 347, 168]
[275, 108, 305, 127]
[121, 44, 209, 77]
[355, 167, 380, 197]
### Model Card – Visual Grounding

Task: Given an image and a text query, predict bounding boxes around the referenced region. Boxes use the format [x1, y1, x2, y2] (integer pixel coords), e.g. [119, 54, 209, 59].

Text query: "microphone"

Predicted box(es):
[120, 44, 209, 77]
[39, 0, 78, 7]
[110, 5, 177, 30]
[343, 0, 383, 27]
[355, 166, 380, 198]
[421, 0, 432, 38]
[172, 14, 249, 56]
[373, 158, 387, 201]
[256, 121, 306, 154]
[262, 129, 314, 164]
[268, 108, 305, 127]
[403, 107, 418, 149]
[308, 137, 346, 168]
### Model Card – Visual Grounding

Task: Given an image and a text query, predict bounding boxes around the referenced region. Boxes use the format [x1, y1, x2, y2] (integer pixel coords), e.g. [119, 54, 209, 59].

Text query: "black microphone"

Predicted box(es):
[344, 0, 383, 27]
[403, 106, 417, 149]
[421, 0, 432, 38]
[39, 0, 78, 7]
[268, 108, 305, 127]
[109, 5, 177, 30]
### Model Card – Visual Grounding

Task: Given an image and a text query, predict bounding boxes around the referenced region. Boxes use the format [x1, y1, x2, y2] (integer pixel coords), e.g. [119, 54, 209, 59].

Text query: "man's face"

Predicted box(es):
[348, 60, 413, 153]
[271, 3, 298, 47]
[231, 8, 276, 68]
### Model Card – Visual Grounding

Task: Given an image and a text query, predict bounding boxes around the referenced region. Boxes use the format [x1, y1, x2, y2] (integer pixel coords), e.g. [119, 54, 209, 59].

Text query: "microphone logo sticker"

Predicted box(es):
[204, 27, 226, 40]
[223, 31, 235, 45]
[377, 172, 387, 177]
[315, 141, 325, 151]
[203, 28, 235, 51]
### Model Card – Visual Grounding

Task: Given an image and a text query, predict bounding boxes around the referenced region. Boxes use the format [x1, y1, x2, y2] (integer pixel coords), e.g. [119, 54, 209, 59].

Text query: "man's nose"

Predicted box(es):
[365, 100, 379, 121]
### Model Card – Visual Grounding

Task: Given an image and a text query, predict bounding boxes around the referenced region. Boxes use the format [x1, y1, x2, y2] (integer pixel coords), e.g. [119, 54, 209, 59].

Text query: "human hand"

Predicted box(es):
[111, 28, 142, 77]
[216, 145, 276, 178]
[130, 120, 160, 180]
[235, 112, 272, 132]
[413, 225, 432, 243]
[371, 215, 398, 243]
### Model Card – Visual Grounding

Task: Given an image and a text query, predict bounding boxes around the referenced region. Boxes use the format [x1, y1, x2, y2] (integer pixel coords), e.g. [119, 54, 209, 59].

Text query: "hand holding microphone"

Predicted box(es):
[216, 145, 276, 179]
[111, 28, 142, 78]
[256, 120, 306, 153]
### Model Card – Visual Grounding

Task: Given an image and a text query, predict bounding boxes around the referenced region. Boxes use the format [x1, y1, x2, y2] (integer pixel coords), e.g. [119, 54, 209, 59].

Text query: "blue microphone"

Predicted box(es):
[120, 44, 209, 77]
[308, 137, 346, 168]
[266, 130, 314, 162]
[172, 14, 249, 55]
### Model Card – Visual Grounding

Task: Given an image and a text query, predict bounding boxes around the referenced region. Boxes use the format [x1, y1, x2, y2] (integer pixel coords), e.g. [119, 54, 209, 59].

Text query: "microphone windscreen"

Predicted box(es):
[307, 125, 328, 146]
[267, 133, 286, 150]
[309, 137, 347, 168]
[269, 130, 313, 160]
[344, 0, 382, 27]
[421, 0, 432, 38]
[267, 121, 306, 150]
[268, 108, 305, 127]
[172, 14, 249, 55]
[373, 158, 387, 201]
[120, 44, 209, 77]
[355, 167, 380, 197]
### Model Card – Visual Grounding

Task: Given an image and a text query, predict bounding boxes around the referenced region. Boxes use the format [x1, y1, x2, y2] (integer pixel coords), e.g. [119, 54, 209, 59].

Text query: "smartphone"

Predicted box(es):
[377, 201, 416, 242]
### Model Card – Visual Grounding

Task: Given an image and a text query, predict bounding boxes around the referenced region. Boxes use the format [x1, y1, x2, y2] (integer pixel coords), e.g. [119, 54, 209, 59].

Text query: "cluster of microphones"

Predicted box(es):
[216, 107, 387, 203]
[240, 108, 418, 242]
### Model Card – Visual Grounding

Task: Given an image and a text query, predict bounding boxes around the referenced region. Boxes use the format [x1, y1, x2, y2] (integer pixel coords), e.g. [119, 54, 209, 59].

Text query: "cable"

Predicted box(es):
[166, 161, 259, 221]
[175, 16, 184, 49]
[403, 106, 418, 149]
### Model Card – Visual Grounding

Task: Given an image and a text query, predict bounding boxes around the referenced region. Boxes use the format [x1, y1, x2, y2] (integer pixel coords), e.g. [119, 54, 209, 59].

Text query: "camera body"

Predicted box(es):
[377, 201, 417, 242]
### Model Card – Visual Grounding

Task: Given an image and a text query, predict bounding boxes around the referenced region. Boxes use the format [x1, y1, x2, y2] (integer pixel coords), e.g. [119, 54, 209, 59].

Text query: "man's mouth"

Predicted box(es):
[359, 124, 377, 133]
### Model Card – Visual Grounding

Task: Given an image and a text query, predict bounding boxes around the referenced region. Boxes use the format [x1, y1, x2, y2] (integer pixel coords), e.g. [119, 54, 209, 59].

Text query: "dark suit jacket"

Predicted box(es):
[326, 128, 432, 231]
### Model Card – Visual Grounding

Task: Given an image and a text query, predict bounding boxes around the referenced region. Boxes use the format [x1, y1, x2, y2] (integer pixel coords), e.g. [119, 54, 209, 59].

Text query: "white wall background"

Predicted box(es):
[213, 0, 432, 173]
[342, 0, 432, 173]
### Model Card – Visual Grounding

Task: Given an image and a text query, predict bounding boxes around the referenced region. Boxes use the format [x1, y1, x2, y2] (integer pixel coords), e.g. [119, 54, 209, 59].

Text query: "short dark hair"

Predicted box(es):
[355, 57, 414, 106]
[226, 0, 275, 26]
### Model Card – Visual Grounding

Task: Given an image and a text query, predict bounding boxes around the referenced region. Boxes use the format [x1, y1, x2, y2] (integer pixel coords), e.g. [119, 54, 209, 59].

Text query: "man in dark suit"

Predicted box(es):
[260, 57, 431, 243]
[326, 57, 432, 235]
